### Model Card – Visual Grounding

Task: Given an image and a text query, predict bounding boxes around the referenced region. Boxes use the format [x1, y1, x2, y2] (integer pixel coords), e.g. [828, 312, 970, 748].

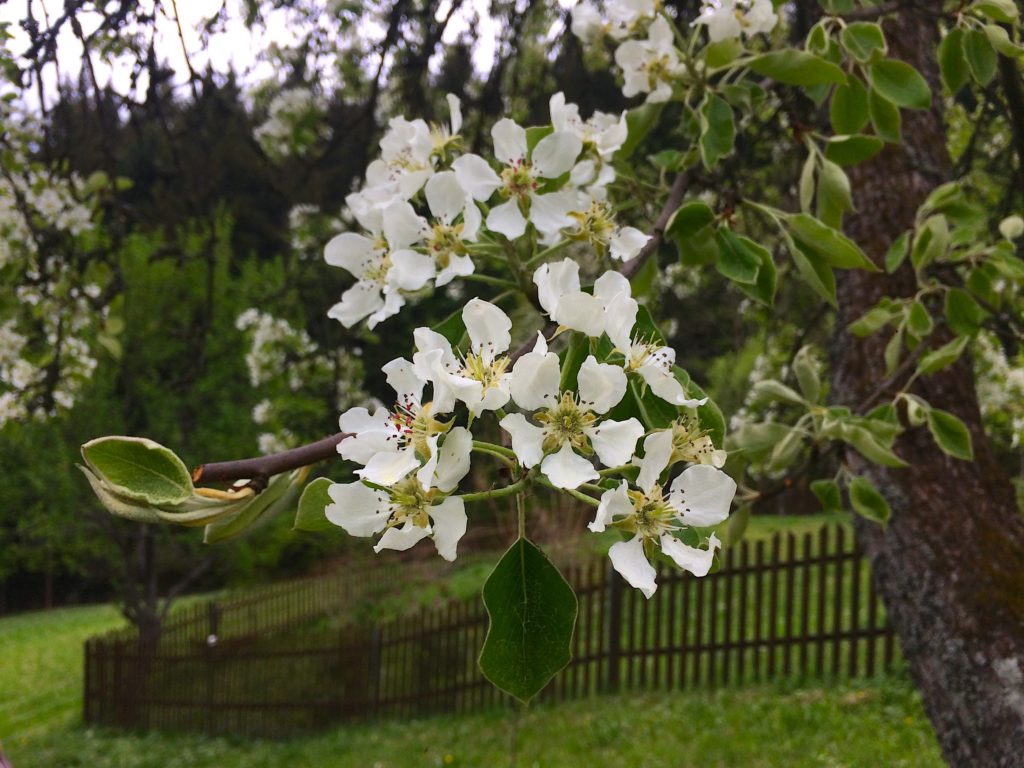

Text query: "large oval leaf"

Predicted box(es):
[479, 537, 577, 703]
[81, 436, 193, 505]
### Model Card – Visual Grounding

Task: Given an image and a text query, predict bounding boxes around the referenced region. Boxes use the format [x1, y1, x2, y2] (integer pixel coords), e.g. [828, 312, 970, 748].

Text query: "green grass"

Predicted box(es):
[0, 604, 126, 745]
[7, 678, 943, 767]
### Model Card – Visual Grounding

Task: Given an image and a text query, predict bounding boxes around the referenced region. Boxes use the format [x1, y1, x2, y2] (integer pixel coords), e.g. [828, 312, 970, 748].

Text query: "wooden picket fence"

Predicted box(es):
[84, 525, 899, 737]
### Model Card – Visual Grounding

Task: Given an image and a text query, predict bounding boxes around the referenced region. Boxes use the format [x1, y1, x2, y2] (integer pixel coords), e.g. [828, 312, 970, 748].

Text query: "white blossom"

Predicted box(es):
[615, 17, 684, 103]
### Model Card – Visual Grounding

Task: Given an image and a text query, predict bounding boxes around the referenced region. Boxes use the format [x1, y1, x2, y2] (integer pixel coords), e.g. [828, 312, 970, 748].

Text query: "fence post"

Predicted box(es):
[605, 563, 623, 693]
[205, 601, 220, 734]
[368, 626, 382, 718]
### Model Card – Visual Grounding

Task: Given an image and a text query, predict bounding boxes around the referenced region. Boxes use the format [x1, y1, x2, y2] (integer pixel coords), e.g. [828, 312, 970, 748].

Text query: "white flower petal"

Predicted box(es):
[668, 465, 737, 527]
[604, 292, 639, 355]
[577, 356, 628, 414]
[555, 292, 606, 338]
[425, 171, 466, 223]
[452, 154, 502, 201]
[374, 521, 432, 554]
[610, 227, 651, 262]
[388, 249, 436, 291]
[589, 480, 632, 533]
[541, 443, 599, 489]
[593, 270, 632, 303]
[382, 201, 428, 249]
[609, 536, 657, 598]
[416, 435, 441, 489]
[436, 253, 475, 287]
[635, 429, 673, 494]
[585, 417, 645, 468]
[531, 130, 583, 178]
[326, 482, 391, 536]
[499, 413, 546, 468]
[430, 496, 467, 561]
[509, 345, 560, 411]
[324, 232, 374, 273]
[486, 198, 528, 239]
[358, 447, 420, 487]
[464, 298, 512, 360]
[328, 282, 383, 328]
[382, 357, 425, 406]
[492, 118, 528, 164]
[660, 532, 720, 577]
[529, 190, 577, 238]
[446, 93, 463, 135]
[533, 258, 580, 316]
[434, 427, 472, 492]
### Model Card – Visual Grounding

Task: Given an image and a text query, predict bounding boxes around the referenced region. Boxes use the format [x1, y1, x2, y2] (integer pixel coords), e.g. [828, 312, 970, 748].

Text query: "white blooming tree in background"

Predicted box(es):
[6, 0, 1024, 759]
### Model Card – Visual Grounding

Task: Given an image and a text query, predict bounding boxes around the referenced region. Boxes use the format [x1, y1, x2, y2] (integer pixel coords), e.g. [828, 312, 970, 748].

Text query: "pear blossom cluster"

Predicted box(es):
[975, 331, 1024, 449]
[322, 93, 650, 329]
[326, 271, 737, 595]
[254, 86, 331, 160]
[570, 0, 778, 103]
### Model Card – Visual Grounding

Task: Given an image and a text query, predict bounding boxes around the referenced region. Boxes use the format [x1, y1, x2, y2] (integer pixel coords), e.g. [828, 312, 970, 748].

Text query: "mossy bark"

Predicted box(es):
[833, 5, 1024, 765]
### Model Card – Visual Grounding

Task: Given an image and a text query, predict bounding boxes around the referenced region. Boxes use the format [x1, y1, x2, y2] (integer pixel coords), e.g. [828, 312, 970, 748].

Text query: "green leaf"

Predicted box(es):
[728, 422, 792, 456]
[617, 102, 665, 160]
[705, 37, 743, 68]
[983, 24, 1022, 57]
[81, 436, 193, 506]
[938, 28, 971, 93]
[793, 346, 821, 403]
[782, 230, 837, 306]
[868, 60, 931, 109]
[825, 134, 885, 166]
[479, 538, 577, 703]
[848, 475, 891, 524]
[559, 331, 591, 392]
[78, 465, 162, 523]
[841, 22, 887, 63]
[849, 304, 897, 337]
[735, 236, 777, 306]
[910, 215, 949, 271]
[927, 409, 974, 460]
[714, 227, 761, 284]
[786, 213, 876, 271]
[815, 159, 854, 227]
[748, 50, 848, 86]
[944, 288, 986, 335]
[916, 335, 969, 375]
[868, 86, 902, 142]
[666, 201, 715, 240]
[204, 471, 300, 544]
[751, 379, 806, 406]
[810, 479, 842, 513]
[293, 477, 335, 532]
[699, 95, 735, 169]
[830, 77, 870, 134]
[971, 0, 1020, 23]
[525, 125, 554, 153]
[964, 29, 998, 85]
[767, 429, 804, 472]
[906, 300, 934, 339]
[432, 307, 467, 346]
[799, 153, 816, 213]
[842, 424, 908, 468]
[884, 231, 911, 272]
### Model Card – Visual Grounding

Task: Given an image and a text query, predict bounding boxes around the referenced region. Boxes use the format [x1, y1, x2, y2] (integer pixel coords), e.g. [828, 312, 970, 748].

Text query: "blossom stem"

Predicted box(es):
[535, 475, 601, 507]
[526, 239, 572, 267]
[461, 478, 529, 504]
[472, 440, 516, 458]
[597, 464, 633, 476]
[462, 273, 520, 290]
[471, 444, 516, 468]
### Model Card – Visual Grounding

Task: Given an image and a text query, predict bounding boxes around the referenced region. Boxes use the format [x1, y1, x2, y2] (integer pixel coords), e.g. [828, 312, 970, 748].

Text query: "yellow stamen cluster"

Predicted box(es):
[500, 159, 538, 200]
[620, 485, 676, 540]
[427, 221, 467, 268]
[462, 352, 509, 393]
[388, 476, 435, 529]
[535, 392, 598, 454]
[568, 200, 616, 250]
[669, 419, 718, 466]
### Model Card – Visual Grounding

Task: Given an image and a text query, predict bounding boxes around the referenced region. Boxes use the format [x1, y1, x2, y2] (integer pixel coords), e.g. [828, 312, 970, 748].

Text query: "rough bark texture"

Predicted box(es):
[833, 7, 1024, 766]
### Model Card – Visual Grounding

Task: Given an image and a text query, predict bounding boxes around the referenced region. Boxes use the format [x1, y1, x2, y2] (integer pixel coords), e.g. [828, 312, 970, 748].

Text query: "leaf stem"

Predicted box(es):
[461, 478, 529, 504]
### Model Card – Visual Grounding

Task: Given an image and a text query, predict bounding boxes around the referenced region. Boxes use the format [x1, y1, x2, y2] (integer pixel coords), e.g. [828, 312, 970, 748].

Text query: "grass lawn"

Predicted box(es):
[0, 598, 945, 768]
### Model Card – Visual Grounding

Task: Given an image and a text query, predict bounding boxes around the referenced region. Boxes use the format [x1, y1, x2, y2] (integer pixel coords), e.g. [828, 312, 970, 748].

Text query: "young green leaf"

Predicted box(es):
[848, 475, 892, 524]
[938, 27, 970, 93]
[786, 214, 876, 271]
[841, 22, 887, 63]
[830, 77, 870, 134]
[916, 335, 969, 375]
[479, 538, 577, 703]
[810, 478, 842, 513]
[714, 227, 761, 284]
[81, 436, 194, 506]
[927, 408, 974, 460]
[963, 29, 998, 85]
[868, 87, 902, 142]
[748, 50, 848, 86]
[293, 477, 335, 532]
[699, 95, 736, 169]
[868, 60, 931, 109]
[824, 134, 885, 166]
[884, 231, 911, 273]
[944, 288, 986, 336]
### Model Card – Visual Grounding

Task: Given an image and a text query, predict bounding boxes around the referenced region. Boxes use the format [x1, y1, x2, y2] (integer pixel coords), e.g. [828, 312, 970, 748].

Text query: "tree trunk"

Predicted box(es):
[833, 7, 1024, 766]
